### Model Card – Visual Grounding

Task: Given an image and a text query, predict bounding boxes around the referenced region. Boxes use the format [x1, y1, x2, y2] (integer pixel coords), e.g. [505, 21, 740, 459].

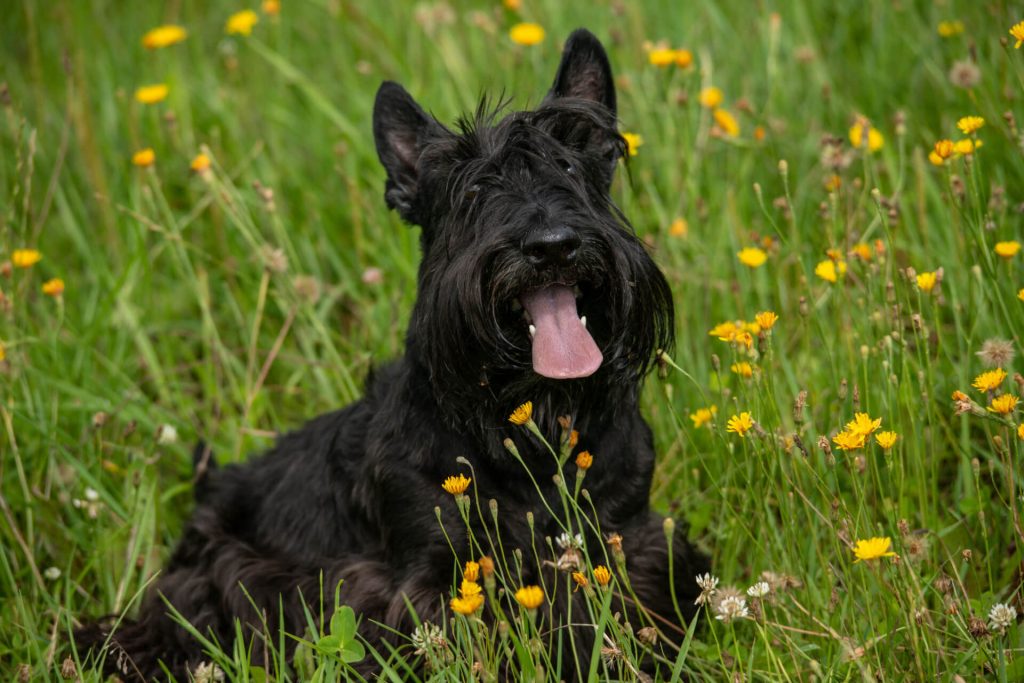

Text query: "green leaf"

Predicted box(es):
[340, 640, 366, 663]
[315, 634, 342, 654]
[330, 605, 357, 641]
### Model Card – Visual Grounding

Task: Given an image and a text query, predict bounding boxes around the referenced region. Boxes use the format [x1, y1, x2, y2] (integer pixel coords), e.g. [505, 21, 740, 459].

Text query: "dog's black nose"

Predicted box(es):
[523, 227, 581, 267]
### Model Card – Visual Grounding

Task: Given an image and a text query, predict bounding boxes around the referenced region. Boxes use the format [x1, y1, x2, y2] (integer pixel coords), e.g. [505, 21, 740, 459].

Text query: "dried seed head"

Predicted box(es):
[60, 657, 77, 680]
[968, 615, 990, 639]
[976, 338, 1015, 368]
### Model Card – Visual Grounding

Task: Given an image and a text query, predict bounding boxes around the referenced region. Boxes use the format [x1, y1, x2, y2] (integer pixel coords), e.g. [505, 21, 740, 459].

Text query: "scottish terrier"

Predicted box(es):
[78, 28, 709, 680]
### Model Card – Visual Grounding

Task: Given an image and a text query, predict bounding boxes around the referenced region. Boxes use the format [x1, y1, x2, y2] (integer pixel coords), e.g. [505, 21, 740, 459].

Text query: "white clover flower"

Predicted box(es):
[192, 662, 225, 683]
[157, 424, 179, 445]
[84, 487, 99, 502]
[695, 572, 720, 606]
[43, 566, 61, 581]
[714, 595, 749, 623]
[411, 622, 447, 655]
[746, 581, 770, 598]
[555, 531, 584, 550]
[988, 602, 1017, 633]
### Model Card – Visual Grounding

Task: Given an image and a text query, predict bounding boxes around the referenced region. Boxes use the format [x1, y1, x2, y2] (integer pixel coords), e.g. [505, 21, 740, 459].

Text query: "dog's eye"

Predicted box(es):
[565, 164, 575, 174]
[464, 184, 480, 200]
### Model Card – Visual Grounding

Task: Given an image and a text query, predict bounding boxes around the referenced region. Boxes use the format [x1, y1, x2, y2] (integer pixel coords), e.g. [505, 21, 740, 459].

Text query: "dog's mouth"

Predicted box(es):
[513, 283, 603, 379]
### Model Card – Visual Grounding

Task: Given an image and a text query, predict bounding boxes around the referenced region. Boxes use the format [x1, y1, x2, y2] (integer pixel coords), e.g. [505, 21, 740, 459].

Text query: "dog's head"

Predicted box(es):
[373, 29, 673, 424]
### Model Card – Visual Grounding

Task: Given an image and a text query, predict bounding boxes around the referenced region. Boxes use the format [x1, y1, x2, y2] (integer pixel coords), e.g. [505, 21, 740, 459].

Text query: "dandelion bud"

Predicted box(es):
[711, 354, 721, 372]
[580, 488, 591, 502]
[971, 458, 980, 474]
[870, 187, 882, 203]
[434, 506, 442, 522]
[753, 182, 763, 202]
[502, 438, 520, 458]
[662, 516, 675, 540]
[479, 555, 495, 577]
[777, 159, 788, 178]
[526, 511, 534, 530]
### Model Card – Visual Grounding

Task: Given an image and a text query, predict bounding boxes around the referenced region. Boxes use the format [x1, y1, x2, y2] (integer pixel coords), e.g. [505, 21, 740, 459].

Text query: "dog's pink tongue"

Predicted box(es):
[520, 285, 602, 379]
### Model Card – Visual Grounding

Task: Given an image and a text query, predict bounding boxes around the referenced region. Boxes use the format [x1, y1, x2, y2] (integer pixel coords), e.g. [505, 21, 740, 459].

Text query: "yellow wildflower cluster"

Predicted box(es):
[708, 319, 762, 349]
[509, 22, 544, 46]
[937, 20, 965, 38]
[648, 46, 693, 69]
[833, 412, 889, 451]
[815, 258, 847, 283]
[929, 116, 984, 165]
[848, 116, 884, 152]
[450, 568, 484, 615]
[698, 87, 740, 138]
[621, 132, 643, 157]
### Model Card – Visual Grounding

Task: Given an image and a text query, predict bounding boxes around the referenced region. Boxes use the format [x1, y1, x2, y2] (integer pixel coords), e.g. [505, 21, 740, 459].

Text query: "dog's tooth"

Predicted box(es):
[529, 324, 536, 338]
[580, 316, 587, 329]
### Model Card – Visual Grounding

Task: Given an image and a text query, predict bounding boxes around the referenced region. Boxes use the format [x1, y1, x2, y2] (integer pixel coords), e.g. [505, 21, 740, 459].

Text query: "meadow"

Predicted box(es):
[2, 0, 1023, 680]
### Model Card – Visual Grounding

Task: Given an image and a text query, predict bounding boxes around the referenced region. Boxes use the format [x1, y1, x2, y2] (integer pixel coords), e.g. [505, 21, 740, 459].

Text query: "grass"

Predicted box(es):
[2, 0, 1023, 680]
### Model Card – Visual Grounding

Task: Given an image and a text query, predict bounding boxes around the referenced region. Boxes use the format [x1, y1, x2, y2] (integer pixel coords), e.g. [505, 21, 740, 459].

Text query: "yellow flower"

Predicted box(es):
[622, 132, 642, 156]
[730, 361, 753, 378]
[952, 390, 969, 402]
[737, 247, 767, 268]
[957, 116, 984, 135]
[134, 84, 169, 105]
[709, 321, 739, 340]
[571, 572, 588, 589]
[1018, 423, 1024, 440]
[593, 565, 612, 586]
[514, 585, 544, 609]
[42, 278, 65, 297]
[713, 108, 740, 137]
[11, 249, 42, 268]
[754, 311, 778, 331]
[464, 561, 480, 582]
[503, 0, 521, 9]
[0, 344, 5, 362]
[875, 431, 898, 450]
[1012, 20, 1024, 49]
[814, 259, 845, 283]
[916, 271, 937, 292]
[226, 9, 259, 35]
[995, 241, 1021, 259]
[1018, 288, 1024, 301]
[479, 556, 495, 577]
[932, 139, 954, 163]
[442, 474, 471, 495]
[937, 20, 965, 38]
[191, 153, 212, 173]
[726, 412, 754, 437]
[262, 0, 281, 15]
[833, 429, 866, 451]
[648, 48, 676, 67]
[450, 594, 484, 615]
[988, 394, 1019, 415]
[689, 406, 717, 429]
[460, 579, 482, 598]
[132, 148, 156, 167]
[567, 430, 579, 448]
[509, 401, 533, 425]
[699, 87, 723, 108]
[669, 217, 688, 237]
[674, 49, 693, 68]
[845, 413, 882, 437]
[851, 243, 872, 260]
[141, 25, 188, 49]
[852, 536, 896, 563]
[972, 368, 1006, 393]
[954, 139, 982, 155]
[509, 22, 545, 46]
[575, 450, 593, 470]
[849, 121, 884, 152]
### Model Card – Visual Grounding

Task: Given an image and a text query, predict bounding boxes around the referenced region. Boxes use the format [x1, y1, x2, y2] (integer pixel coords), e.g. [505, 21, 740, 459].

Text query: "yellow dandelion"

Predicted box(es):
[11, 249, 42, 268]
[191, 153, 212, 173]
[988, 394, 1019, 415]
[575, 450, 593, 470]
[833, 429, 866, 451]
[226, 9, 259, 35]
[1018, 288, 1024, 301]
[754, 311, 778, 331]
[572, 572, 588, 589]
[141, 25, 187, 50]
[648, 48, 676, 67]
[262, 0, 281, 15]
[699, 87, 723, 108]
[42, 278, 65, 297]
[972, 368, 1007, 393]
[621, 132, 642, 156]
[460, 579, 482, 598]
[450, 594, 484, 615]
[737, 247, 767, 268]
[132, 148, 156, 167]
[730, 361, 754, 378]
[952, 390, 969, 402]
[134, 84, 169, 105]
[503, 0, 521, 9]
[709, 321, 739, 340]
[567, 430, 579, 448]
[508, 401, 533, 425]
[689, 406, 717, 429]
[674, 49, 693, 68]
[713, 108, 740, 137]
[852, 536, 897, 563]
[593, 565, 612, 586]
[514, 585, 544, 609]
[815, 259, 841, 283]
[851, 243, 872, 260]
[726, 412, 754, 437]
[932, 139, 954, 163]
[916, 271, 937, 292]
[1018, 423, 1024, 440]
[875, 431, 898, 450]
[849, 121, 884, 152]
[669, 217, 688, 237]
[957, 116, 984, 135]
[995, 241, 1021, 259]
[1012, 20, 1024, 49]
[937, 20, 965, 38]
[464, 561, 480, 582]
[845, 413, 882, 437]
[441, 474, 471, 495]
[954, 139, 982, 155]
[509, 22, 545, 46]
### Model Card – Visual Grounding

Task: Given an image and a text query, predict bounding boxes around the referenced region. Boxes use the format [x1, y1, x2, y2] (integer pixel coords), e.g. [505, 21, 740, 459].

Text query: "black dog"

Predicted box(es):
[78, 28, 708, 680]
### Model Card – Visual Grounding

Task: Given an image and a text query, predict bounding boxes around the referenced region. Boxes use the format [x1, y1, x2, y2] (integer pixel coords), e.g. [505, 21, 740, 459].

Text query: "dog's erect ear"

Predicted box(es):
[545, 29, 616, 115]
[373, 82, 447, 222]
